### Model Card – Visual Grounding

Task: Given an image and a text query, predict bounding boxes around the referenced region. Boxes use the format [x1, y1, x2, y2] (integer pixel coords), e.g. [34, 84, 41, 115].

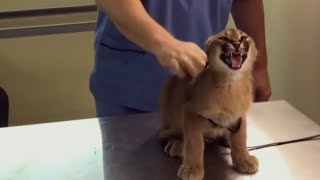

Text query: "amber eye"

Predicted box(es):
[218, 37, 230, 42]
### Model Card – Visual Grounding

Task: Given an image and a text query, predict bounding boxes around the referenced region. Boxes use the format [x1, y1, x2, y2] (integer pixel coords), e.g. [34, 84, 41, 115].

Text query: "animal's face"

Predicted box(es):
[205, 28, 257, 74]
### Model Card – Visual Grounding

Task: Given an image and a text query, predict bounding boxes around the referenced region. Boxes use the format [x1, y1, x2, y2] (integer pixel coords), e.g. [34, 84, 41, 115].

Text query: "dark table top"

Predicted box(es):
[99, 113, 242, 180]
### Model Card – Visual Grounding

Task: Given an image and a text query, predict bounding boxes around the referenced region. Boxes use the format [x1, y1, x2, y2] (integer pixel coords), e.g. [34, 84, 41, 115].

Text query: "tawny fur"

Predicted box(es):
[159, 28, 259, 180]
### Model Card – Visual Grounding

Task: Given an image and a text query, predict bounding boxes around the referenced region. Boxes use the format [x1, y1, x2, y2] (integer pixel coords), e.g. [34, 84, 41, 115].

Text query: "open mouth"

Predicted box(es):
[220, 51, 247, 70]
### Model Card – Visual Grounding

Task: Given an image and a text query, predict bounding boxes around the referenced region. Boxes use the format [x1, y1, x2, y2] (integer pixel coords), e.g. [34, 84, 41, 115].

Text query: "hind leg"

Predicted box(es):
[164, 138, 184, 157]
[158, 128, 183, 157]
[209, 133, 231, 148]
[203, 124, 231, 148]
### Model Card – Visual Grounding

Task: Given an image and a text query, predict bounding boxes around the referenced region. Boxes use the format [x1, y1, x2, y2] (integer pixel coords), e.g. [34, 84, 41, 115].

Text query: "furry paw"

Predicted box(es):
[177, 164, 204, 180]
[233, 155, 259, 174]
[164, 139, 183, 157]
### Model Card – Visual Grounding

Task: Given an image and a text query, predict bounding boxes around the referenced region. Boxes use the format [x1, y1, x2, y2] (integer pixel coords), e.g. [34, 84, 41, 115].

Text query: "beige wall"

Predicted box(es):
[264, 0, 320, 123]
[1, 0, 319, 126]
[0, 1, 97, 126]
[0, 32, 96, 126]
[0, 0, 94, 11]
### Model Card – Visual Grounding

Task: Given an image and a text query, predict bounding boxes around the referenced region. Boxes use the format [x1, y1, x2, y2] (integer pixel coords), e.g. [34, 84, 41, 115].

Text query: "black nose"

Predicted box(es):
[232, 42, 240, 50]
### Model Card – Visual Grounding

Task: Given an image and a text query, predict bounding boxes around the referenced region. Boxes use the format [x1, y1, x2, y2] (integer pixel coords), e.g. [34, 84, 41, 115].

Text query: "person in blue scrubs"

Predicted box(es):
[90, 0, 271, 118]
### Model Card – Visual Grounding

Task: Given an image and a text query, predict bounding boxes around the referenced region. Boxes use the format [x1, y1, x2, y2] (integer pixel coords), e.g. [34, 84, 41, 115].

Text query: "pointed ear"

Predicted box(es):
[204, 35, 218, 54]
[204, 36, 214, 50]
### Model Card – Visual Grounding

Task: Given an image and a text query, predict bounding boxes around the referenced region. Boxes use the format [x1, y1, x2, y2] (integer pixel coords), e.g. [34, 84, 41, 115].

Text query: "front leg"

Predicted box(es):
[230, 117, 259, 174]
[178, 111, 206, 180]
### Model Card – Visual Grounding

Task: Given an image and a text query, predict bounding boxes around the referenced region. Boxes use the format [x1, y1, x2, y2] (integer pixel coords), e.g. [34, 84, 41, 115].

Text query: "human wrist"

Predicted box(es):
[255, 49, 268, 69]
[149, 33, 177, 57]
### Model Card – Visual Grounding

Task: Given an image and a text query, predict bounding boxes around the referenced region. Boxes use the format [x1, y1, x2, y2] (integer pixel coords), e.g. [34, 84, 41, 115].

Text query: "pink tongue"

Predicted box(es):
[230, 54, 243, 68]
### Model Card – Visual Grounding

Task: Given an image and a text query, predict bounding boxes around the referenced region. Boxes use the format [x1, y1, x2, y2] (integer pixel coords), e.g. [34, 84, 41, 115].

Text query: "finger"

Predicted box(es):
[187, 50, 207, 72]
[176, 70, 187, 80]
[188, 78, 197, 85]
[186, 55, 206, 80]
[190, 45, 207, 67]
[179, 56, 198, 79]
[194, 55, 207, 73]
[171, 58, 187, 79]
[198, 51, 208, 69]
[198, 50, 208, 66]
[164, 140, 173, 153]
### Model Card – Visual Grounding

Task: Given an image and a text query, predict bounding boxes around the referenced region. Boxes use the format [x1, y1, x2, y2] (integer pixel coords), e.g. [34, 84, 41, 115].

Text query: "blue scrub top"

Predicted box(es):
[90, 0, 233, 112]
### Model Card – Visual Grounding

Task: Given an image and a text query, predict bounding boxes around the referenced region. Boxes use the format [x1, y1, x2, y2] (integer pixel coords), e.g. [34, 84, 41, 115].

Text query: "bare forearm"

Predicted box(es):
[231, 0, 267, 68]
[95, 0, 175, 54]
[95, 0, 207, 80]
